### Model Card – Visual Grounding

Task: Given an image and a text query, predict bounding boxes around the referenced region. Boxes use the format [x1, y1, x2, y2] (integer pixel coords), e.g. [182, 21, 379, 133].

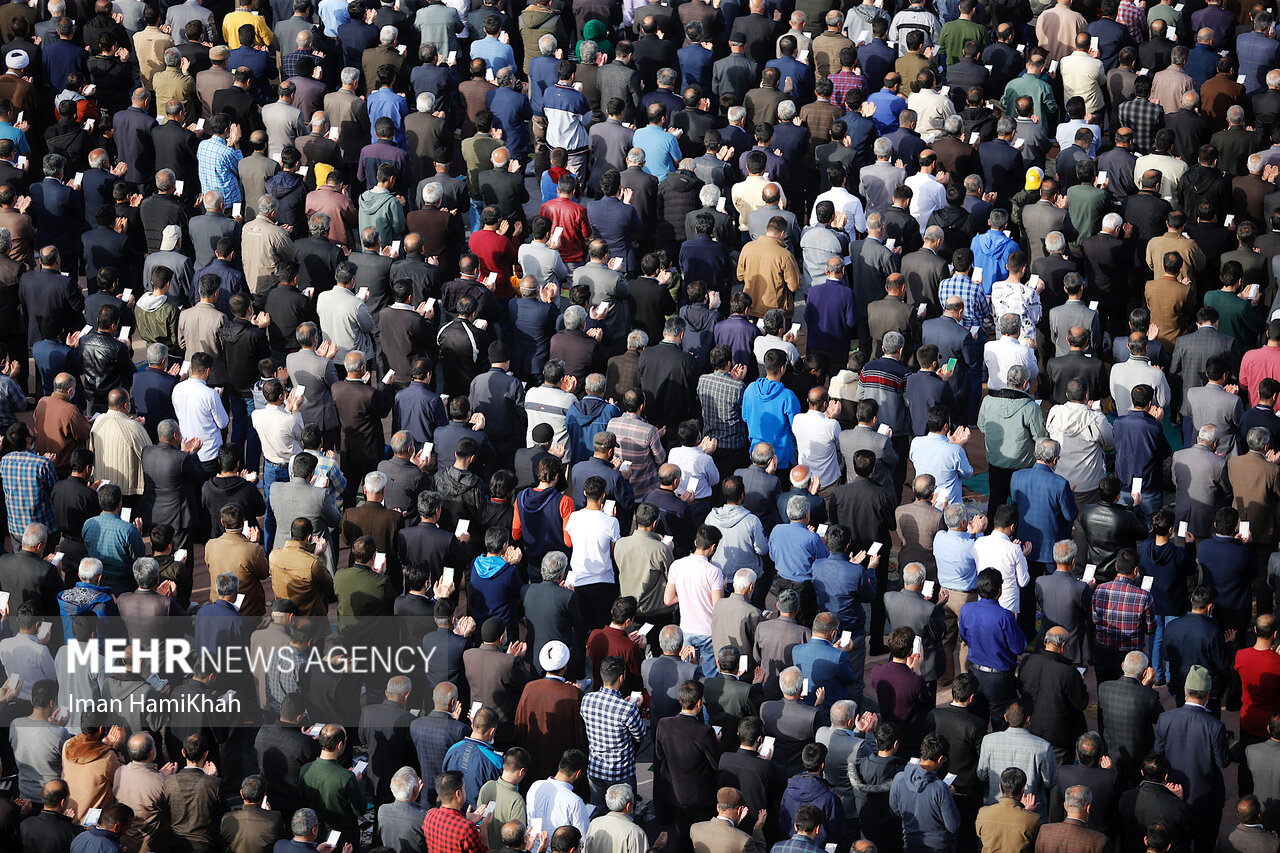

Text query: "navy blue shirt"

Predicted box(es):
[1139, 537, 1191, 616]
[1113, 410, 1172, 497]
[957, 598, 1024, 671]
[812, 554, 875, 634]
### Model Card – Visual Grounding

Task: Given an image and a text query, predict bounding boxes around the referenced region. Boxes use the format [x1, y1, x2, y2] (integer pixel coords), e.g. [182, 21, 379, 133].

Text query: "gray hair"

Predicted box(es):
[786, 494, 810, 521]
[164, 46, 180, 67]
[882, 330, 905, 355]
[990, 209, 1009, 229]
[1228, 105, 1246, 126]
[341, 67, 360, 86]
[563, 305, 587, 330]
[585, 373, 607, 395]
[658, 624, 684, 654]
[902, 562, 925, 587]
[1122, 650, 1149, 677]
[727, 106, 746, 124]
[423, 182, 443, 206]
[605, 784, 634, 813]
[580, 40, 598, 63]
[1249, 153, 1264, 175]
[155, 170, 175, 192]
[1180, 91, 1199, 109]
[998, 313, 1021, 336]
[733, 568, 757, 594]
[310, 111, 328, 130]
[996, 115, 1016, 135]
[1045, 231, 1066, 254]
[386, 675, 412, 698]
[292, 809, 319, 837]
[541, 551, 568, 582]
[390, 431, 414, 455]
[1198, 424, 1220, 446]
[364, 471, 387, 496]
[79, 558, 103, 583]
[1053, 540, 1078, 565]
[1064, 786, 1093, 811]
[924, 225, 944, 243]
[777, 100, 796, 121]
[379, 24, 397, 44]
[943, 114, 964, 135]
[258, 194, 278, 216]
[779, 666, 803, 697]
[1006, 364, 1031, 388]
[627, 329, 649, 351]
[309, 212, 331, 237]
[830, 699, 856, 728]
[539, 34, 557, 55]
[873, 137, 892, 158]
[1102, 212, 1123, 231]
[416, 92, 436, 113]
[751, 442, 775, 465]
[1248, 426, 1271, 452]
[215, 572, 241, 597]
[146, 342, 169, 366]
[20, 523, 47, 549]
[1034, 438, 1061, 463]
[132, 557, 160, 589]
[390, 767, 419, 801]
[203, 190, 224, 212]
[943, 503, 968, 529]
[700, 184, 720, 207]
[626, 147, 646, 166]
[964, 174, 983, 193]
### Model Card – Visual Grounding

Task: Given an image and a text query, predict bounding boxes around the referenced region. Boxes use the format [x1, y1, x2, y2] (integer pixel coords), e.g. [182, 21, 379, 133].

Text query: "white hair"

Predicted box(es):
[733, 568, 757, 594]
[417, 92, 436, 113]
[79, 558, 103, 583]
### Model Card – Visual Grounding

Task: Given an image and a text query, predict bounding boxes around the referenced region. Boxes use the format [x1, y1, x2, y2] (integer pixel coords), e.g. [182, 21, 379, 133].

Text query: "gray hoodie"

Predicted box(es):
[706, 503, 769, 581]
[1045, 401, 1113, 491]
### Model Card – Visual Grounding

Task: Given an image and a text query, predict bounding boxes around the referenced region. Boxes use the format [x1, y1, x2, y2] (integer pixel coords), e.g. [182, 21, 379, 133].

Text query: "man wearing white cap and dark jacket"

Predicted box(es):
[514, 640, 589, 782]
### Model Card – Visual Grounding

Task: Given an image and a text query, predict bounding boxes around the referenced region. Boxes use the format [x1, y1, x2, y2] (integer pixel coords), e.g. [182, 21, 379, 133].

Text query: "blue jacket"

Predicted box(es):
[778, 772, 845, 845]
[969, 229, 1018, 295]
[766, 55, 814, 104]
[742, 377, 801, 467]
[1010, 463, 1079, 563]
[565, 397, 623, 465]
[1162, 611, 1232, 693]
[486, 86, 533, 161]
[470, 556, 523, 637]
[889, 763, 961, 853]
[677, 43, 713, 92]
[441, 737, 502, 807]
[1154, 702, 1230, 809]
[70, 827, 124, 853]
[1113, 410, 1171, 497]
[812, 555, 875, 635]
[792, 637, 861, 704]
[1196, 535, 1255, 612]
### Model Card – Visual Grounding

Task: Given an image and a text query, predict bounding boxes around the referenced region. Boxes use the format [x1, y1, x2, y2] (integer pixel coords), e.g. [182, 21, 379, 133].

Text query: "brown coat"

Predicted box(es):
[975, 797, 1042, 853]
[513, 676, 588, 781]
[341, 500, 405, 576]
[690, 817, 767, 853]
[204, 531, 271, 619]
[62, 735, 120, 823]
[33, 394, 91, 475]
[270, 539, 333, 617]
[462, 643, 533, 740]
[737, 234, 801, 316]
[1145, 276, 1193, 349]
[1229, 449, 1280, 544]
[1034, 818, 1108, 853]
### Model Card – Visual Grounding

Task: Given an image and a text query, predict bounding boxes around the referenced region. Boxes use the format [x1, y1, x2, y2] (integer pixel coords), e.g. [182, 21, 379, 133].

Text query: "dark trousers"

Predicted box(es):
[988, 465, 1015, 511]
[971, 667, 1019, 730]
[772, 576, 817, 630]
[576, 580, 620, 632]
[1094, 645, 1128, 686]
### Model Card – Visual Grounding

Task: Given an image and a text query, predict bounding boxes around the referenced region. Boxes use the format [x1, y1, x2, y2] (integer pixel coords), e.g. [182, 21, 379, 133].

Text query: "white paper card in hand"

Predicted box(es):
[372, 552, 386, 573]
[738, 656, 748, 675]
[637, 623, 653, 636]
[37, 622, 49, 641]
[1131, 477, 1142, 495]
[121, 508, 131, 522]
[0, 591, 9, 610]
[688, 476, 700, 493]
[885, 237, 896, 250]
[326, 831, 342, 847]
[174, 180, 184, 195]
[1088, 301, 1099, 311]
[922, 580, 935, 599]
[867, 542, 882, 556]
[234, 594, 245, 610]
[716, 196, 727, 213]
[456, 519, 470, 536]
[1090, 36, 1099, 52]
[1141, 575, 1154, 591]
[604, 499, 616, 516]
[802, 678, 809, 696]
[877, 423, 892, 436]
[971, 266, 982, 284]
[1178, 521, 1189, 538]
[759, 735, 775, 758]
[1082, 564, 1097, 583]
[441, 567, 455, 587]
[944, 773, 958, 785]
[470, 701, 482, 717]
[1225, 214, 1235, 228]
[817, 524, 828, 536]
[1013, 138, 1025, 149]
[530, 818, 544, 837]
[969, 131, 980, 145]
[84, 808, 102, 828]
[174, 549, 188, 563]
[1242, 521, 1252, 538]
[356, 287, 370, 301]
[382, 369, 395, 384]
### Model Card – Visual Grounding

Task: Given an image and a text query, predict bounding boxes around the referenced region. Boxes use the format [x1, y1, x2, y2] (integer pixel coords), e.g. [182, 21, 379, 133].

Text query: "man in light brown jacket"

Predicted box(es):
[204, 504, 271, 620]
[269, 515, 333, 617]
[737, 217, 801, 318]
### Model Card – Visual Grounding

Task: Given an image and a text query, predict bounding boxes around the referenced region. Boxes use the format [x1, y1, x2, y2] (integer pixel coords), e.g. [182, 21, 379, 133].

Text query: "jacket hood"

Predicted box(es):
[573, 396, 615, 426]
[220, 318, 254, 346]
[1046, 401, 1100, 438]
[709, 504, 752, 528]
[135, 293, 169, 312]
[359, 187, 399, 215]
[900, 763, 936, 793]
[750, 377, 788, 402]
[521, 7, 557, 26]
[64, 735, 113, 765]
[665, 169, 701, 192]
[681, 303, 717, 333]
[517, 486, 562, 514]
[983, 390, 1035, 417]
[205, 475, 252, 498]
[787, 773, 833, 800]
[474, 554, 509, 580]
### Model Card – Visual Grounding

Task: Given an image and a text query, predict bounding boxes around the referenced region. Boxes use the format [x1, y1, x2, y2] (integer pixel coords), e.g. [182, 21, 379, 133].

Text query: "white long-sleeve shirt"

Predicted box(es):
[972, 529, 1029, 613]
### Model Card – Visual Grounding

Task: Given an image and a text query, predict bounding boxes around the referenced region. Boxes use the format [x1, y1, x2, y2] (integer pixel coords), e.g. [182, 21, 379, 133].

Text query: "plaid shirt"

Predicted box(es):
[580, 687, 645, 781]
[976, 728, 1058, 814]
[606, 413, 666, 497]
[1091, 575, 1155, 651]
[0, 450, 56, 539]
[0, 374, 24, 427]
[197, 135, 244, 205]
[305, 449, 346, 502]
[1116, 98, 1164, 154]
[280, 49, 320, 81]
[266, 643, 307, 710]
[830, 69, 867, 111]
[938, 273, 991, 331]
[423, 805, 486, 853]
[697, 371, 747, 450]
[1117, 0, 1145, 43]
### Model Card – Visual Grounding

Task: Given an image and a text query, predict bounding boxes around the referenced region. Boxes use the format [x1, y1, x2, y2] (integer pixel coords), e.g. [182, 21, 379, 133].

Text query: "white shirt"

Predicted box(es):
[753, 334, 799, 367]
[667, 446, 720, 499]
[564, 509, 620, 587]
[526, 777, 590, 837]
[1059, 51, 1106, 115]
[171, 376, 229, 462]
[1110, 356, 1172, 416]
[984, 336, 1039, 391]
[251, 403, 304, 465]
[0, 634, 56, 701]
[810, 188, 868, 235]
[972, 529, 1029, 613]
[791, 409, 842, 487]
[906, 172, 946, 226]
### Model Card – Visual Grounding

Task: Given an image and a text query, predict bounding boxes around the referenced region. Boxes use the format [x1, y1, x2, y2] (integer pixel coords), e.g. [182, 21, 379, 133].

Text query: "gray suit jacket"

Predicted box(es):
[1048, 299, 1101, 357]
[900, 247, 949, 310]
[689, 817, 767, 853]
[838, 424, 897, 497]
[597, 60, 644, 125]
[588, 118, 636, 187]
[268, 477, 340, 571]
[1245, 739, 1280, 831]
[286, 347, 341, 432]
[1170, 325, 1239, 391]
[1171, 442, 1232, 538]
[882, 588, 946, 682]
[850, 238, 900, 321]
[188, 213, 239, 272]
[1034, 569, 1093, 665]
[859, 162, 906, 216]
[1185, 383, 1244, 456]
[1022, 199, 1076, 261]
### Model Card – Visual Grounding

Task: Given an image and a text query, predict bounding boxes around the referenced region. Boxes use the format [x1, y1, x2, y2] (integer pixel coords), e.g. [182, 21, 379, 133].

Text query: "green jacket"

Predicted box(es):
[977, 388, 1048, 469]
[1001, 73, 1057, 126]
[333, 563, 394, 639]
[939, 19, 986, 66]
[299, 757, 365, 847]
[1065, 184, 1107, 242]
[478, 777, 527, 850]
[134, 292, 181, 356]
[1204, 289, 1264, 352]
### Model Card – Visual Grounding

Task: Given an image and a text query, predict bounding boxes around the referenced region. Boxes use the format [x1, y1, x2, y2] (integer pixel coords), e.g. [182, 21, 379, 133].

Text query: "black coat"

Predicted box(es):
[638, 340, 700, 431]
[1016, 649, 1089, 751]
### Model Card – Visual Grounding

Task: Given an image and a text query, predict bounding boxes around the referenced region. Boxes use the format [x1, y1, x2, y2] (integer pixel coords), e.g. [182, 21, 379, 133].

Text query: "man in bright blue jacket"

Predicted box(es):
[742, 349, 801, 467]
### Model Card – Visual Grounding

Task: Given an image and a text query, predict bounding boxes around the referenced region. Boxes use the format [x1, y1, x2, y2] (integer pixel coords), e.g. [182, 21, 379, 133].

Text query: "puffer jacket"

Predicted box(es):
[76, 330, 136, 412]
[850, 746, 906, 836]
[656, 168, 703, 245]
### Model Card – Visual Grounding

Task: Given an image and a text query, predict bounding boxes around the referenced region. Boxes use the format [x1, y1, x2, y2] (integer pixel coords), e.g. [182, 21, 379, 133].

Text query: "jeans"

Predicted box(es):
[228, 394, 261, 472]
[1151, 613, 1176, 680]
[686, 632, 719, 678]
[262, 460, 291, 546]
[1119, 489, 1159, 524]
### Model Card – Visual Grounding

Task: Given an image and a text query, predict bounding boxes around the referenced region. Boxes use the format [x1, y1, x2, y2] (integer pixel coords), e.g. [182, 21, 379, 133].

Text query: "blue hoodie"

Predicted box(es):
[564, 396, 622, 464]
[778, 772, 846, 845]
[889, 763, 961, 853]
[742, 377, 801, 467]
[470, 555, 523, 636]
